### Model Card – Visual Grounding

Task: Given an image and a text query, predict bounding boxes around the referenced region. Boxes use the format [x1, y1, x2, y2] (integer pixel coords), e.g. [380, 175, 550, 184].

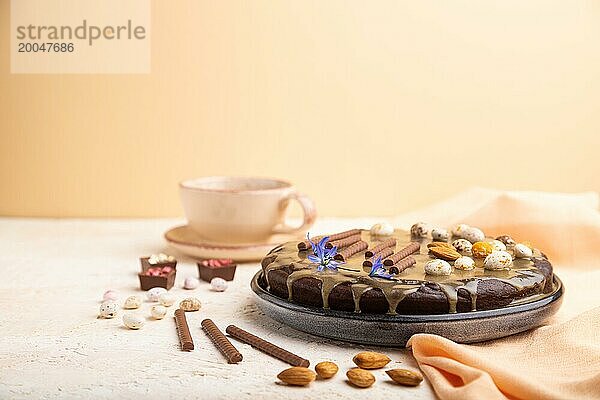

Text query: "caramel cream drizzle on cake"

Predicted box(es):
[262, 229, 550, 314]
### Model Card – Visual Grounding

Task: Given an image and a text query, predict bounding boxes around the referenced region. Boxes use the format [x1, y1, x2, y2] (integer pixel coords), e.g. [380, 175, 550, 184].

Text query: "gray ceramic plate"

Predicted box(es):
[251, 271, 564, 346]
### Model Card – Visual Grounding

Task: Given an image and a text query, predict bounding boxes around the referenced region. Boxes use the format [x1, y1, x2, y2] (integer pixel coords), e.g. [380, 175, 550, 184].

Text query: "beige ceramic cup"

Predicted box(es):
[180, 176, 316, 244]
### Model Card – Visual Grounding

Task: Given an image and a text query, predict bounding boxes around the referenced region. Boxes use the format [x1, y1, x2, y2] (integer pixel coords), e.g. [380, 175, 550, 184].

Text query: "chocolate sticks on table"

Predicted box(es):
[297, 229, 361, 251]
[226, 325, 310, 367]
[384, 242, 420, 267]
[201, 319, 243, 364]
[174, 309, 194, 351]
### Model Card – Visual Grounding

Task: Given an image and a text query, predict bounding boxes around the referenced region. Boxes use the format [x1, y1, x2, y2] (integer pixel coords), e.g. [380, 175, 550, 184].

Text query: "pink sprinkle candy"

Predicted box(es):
[161, 267, 173, 273]
[147, 268, 161, 276]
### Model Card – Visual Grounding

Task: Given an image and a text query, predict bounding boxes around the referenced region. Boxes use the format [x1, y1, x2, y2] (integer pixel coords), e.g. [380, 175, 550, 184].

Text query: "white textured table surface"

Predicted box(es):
[0, 218, 436, 400]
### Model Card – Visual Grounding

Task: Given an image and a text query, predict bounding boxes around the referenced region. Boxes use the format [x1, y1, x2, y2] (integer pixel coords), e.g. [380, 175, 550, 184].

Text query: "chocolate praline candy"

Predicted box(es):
[138, 268, 176, 290]
[197, 259, 237, 282]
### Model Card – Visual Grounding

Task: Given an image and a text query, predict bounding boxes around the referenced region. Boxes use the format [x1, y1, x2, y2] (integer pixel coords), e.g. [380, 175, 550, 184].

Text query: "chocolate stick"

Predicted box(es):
[174, 309, 194, 351]
[388, 256, 417, 274]
[226, 325, 309, 367]
[364, 238, 397, 258]
[297, 229, 361, 250]
[363, 247, 394, 268]
[201, 319, 243, 364]
[383, 242, 421, 266]
[325, 234, 362, 249]
[334, 240, 368, 261]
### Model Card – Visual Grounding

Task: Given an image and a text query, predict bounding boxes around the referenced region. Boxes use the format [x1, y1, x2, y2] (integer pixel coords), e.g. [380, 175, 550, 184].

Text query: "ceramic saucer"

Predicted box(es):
[164, 225, 300, 262]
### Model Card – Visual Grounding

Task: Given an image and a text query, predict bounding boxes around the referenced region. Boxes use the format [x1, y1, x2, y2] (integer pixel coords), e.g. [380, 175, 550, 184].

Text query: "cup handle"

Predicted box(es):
[273, 192, 317, 235]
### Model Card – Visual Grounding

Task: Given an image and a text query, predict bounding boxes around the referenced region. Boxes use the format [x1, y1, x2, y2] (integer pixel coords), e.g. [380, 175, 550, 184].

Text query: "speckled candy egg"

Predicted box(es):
[370, 222, 394, 236]
[431, 228, 449, 242]
[98, 301, 118, 319]
[210, 277, 228, 292]
[102, 290, 118, 302]
[146, 287, 167, 302]
[180, 297, 201, 312]
[123, 295, 142, 309]
[150, 305, 167, 319]
[452, 239, 472, 255]
[410, 222, 430, 238]
[424, 259, 452, 276]
[452, 224, 470, 237]
[158, 292, 175, 307]
[484, 251, 513, 270]
[472, 241, 494, 259]
[184, 277, 199, 290]
[496, 235, 516, 248]
[123, 313, 145, 329]
[462, 227, 485, 243]
[453, 256, 475, 271]
[513, 243, 533, 259]
[488, 240, 507, 252]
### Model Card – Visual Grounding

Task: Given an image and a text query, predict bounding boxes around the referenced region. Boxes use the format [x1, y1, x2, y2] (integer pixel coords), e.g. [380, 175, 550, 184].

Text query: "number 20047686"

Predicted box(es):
[18, 42, 74, 52]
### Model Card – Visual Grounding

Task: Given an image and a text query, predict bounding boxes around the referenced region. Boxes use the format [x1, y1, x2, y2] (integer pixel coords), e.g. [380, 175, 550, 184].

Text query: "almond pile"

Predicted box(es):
[276, 352, 424, 389]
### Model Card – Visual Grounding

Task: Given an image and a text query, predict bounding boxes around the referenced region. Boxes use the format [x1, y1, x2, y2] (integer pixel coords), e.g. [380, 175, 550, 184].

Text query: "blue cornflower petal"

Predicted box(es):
[307, 254, 321, 263]
[306, 233, 343, 272]
[368, 256, 394, 280]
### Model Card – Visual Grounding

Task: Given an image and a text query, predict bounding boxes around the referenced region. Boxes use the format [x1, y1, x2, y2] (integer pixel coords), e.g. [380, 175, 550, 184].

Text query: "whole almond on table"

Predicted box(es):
[386, 368, 424, 386]
[277, 367, 316, 386]
[315, 361, 338, 379]
[347, 368, 376, 388]
[352, 351, 391, 369]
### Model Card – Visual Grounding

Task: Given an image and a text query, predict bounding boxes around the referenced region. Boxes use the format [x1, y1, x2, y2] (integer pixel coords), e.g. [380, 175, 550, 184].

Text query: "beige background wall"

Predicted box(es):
[1, 0, 600, 218]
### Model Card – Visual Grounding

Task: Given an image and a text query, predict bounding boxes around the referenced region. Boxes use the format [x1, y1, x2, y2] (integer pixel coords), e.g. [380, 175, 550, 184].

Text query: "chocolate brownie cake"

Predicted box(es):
[259, 224, 555, 315]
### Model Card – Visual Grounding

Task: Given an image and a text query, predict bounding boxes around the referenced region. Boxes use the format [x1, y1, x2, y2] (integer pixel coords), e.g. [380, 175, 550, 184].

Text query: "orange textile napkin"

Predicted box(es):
[394, 189, 600, 400]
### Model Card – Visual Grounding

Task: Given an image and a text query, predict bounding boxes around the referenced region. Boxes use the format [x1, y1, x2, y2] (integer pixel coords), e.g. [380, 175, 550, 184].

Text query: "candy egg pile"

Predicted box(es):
[147, 253, 175, 265]
[416, 222, 538, 275]
[98, 251, 235, 334]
